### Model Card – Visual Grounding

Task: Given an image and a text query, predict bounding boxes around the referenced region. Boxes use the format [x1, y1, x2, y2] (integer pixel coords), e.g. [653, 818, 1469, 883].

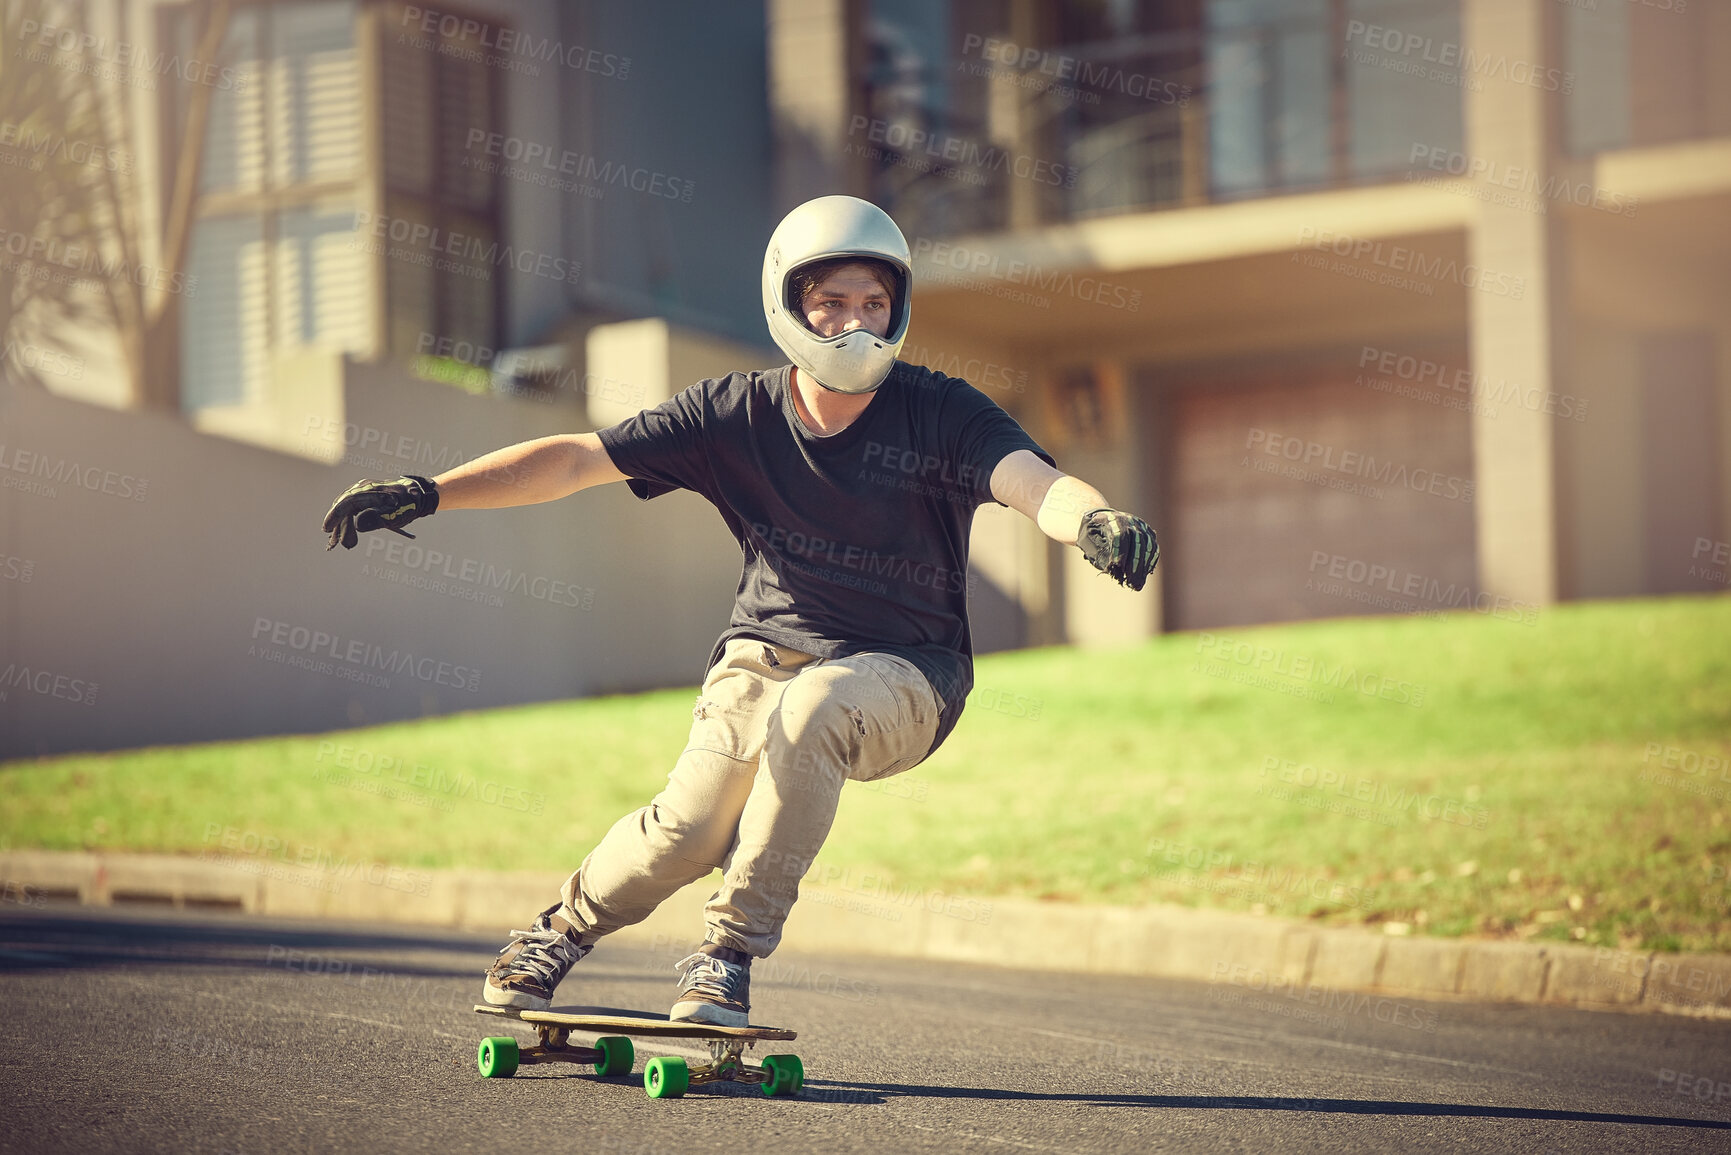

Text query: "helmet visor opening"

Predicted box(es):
[785, 256, 906, 338]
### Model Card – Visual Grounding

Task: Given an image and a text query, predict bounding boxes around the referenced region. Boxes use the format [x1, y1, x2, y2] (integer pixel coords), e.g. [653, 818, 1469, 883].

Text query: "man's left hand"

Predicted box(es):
[1078, 508, 1159, 592]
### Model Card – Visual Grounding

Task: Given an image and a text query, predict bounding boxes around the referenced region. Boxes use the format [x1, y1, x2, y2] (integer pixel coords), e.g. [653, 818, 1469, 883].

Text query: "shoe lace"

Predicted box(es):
[674, 952, 740, 1001]
[501, 927, 585, 986]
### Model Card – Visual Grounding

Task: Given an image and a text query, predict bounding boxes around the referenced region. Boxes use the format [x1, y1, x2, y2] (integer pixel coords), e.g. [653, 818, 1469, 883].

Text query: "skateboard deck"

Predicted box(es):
[473, 1005, 803, 1099]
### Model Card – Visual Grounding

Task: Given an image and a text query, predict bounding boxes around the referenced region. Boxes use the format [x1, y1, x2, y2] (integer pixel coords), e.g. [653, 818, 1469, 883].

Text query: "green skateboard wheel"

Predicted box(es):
[593, 1035, 634, 1076]
[477, 1036, 519, 1078]
[760, 1053, 804, 1096]
[644, 1055, 689, 1099]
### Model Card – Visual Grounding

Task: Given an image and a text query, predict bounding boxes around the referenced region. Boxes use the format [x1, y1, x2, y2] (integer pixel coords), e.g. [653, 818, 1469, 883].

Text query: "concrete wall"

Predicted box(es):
[0, 329, 770, 758]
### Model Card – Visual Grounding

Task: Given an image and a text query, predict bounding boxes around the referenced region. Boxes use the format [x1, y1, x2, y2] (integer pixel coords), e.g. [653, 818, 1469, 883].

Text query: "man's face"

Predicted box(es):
[799, 264, 894, 340]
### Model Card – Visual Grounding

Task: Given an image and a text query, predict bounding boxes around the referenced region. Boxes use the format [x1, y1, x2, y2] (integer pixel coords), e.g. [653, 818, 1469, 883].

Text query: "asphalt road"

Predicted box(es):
[1, 905, 1728, 1154]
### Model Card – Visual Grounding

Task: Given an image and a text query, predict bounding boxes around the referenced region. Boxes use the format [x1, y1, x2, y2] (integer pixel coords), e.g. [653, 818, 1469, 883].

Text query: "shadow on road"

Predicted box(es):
[803, 1081, 1731, 1129]
[0, 906, 495, 977]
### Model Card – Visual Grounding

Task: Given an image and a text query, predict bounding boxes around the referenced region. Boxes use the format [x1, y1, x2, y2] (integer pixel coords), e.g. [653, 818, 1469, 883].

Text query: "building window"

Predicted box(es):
[1562, 1, 1726, 155]
[176, 0, 366, 410]
[862, 0, 1007, 237]
[173, 0, 501, 413]
[377, 0, 501, 361]
[1209, 0, 1462, 200]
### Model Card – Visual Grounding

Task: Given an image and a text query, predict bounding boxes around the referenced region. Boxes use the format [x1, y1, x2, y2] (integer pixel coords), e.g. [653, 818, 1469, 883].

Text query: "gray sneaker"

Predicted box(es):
[669, 944, 752, 1027]
[482, 903, 591, 1010]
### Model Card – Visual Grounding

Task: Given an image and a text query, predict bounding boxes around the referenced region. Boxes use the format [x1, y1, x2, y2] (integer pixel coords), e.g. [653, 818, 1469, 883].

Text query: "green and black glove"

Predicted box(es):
[322, 475, 439, 550]
[1078, 508, 1159, 592]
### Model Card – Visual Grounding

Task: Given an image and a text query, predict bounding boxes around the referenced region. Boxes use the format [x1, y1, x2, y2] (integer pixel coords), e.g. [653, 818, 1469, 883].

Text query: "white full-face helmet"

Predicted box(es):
[762, 195, 911, 395]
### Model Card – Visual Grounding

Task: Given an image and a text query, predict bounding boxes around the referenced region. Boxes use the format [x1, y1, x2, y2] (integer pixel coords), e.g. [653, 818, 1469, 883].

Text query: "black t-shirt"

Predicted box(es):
[596, 360, 1054, 756]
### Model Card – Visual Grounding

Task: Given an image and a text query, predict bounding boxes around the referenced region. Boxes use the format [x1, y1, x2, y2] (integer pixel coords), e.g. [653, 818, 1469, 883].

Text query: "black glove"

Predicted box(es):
[1078, 508, 1159, 592]
[322, 475, 439, 550]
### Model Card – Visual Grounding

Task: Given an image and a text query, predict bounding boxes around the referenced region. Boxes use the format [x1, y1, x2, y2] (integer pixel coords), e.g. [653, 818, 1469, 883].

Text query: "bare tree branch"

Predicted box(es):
[0, 0, 231, 407]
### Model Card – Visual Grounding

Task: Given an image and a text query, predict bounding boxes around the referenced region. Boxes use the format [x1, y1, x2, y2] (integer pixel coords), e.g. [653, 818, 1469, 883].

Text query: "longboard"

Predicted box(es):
[473, 1004, 802, 1099]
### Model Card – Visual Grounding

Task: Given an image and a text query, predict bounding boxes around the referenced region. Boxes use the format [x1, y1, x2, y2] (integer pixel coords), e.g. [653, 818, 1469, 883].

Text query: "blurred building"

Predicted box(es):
[839, 0, 1731, 642]
[3, 0, 1726, 755]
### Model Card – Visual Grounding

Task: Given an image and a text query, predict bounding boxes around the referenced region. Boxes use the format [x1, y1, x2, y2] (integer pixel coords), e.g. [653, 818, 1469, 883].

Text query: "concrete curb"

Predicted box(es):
[4, 849, 1728, 1020]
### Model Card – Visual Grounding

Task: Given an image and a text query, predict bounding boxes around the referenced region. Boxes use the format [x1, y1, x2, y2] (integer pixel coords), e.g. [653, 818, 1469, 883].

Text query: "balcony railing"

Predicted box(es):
[859, 0, 1467, 238]
[864, 0, 1728, 239]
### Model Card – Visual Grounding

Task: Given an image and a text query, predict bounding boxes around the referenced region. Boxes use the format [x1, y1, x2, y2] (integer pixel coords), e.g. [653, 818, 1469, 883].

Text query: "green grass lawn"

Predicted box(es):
[4, 595, 1729, 952]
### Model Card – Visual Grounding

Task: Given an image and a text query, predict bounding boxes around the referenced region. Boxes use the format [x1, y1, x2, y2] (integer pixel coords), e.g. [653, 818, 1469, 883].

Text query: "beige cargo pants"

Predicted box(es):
[558, 636, 941, 957]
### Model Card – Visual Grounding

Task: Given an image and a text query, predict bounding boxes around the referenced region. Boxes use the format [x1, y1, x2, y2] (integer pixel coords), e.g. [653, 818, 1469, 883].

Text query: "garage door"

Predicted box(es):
[1165, 349, 1478, 631]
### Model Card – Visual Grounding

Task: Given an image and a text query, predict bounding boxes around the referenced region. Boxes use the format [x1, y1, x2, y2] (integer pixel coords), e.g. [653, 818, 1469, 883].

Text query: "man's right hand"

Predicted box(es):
[322, 475, 439, 550]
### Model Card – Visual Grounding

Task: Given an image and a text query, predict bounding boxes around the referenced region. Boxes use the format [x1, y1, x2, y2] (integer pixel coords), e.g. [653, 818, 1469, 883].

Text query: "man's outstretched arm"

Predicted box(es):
[988, 449, 1160, 591]
[321, 433, 627, 549]
[432, 433, 627, 509]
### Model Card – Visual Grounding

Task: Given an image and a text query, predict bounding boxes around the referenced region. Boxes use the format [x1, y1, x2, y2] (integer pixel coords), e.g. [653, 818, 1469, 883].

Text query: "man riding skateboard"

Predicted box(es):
[321, 195, 1158, 1027]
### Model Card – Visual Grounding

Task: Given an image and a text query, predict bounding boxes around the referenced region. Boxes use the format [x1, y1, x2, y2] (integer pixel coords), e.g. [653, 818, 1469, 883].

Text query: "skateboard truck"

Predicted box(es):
[640, 1040, 804, 1099]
